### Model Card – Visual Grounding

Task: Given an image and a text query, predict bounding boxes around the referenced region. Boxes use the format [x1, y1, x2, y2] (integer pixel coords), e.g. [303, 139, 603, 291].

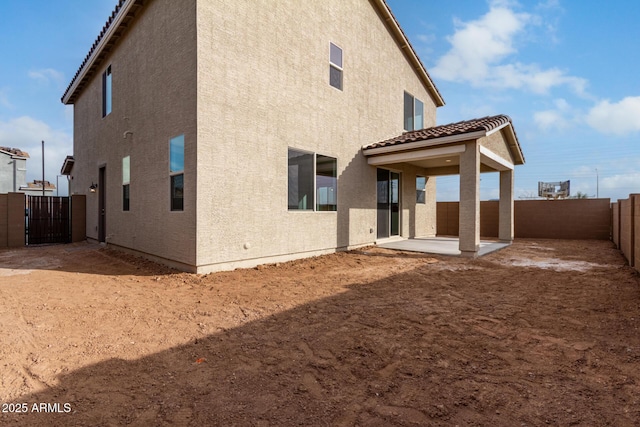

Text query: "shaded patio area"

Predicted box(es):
[377, 236, 510, 256]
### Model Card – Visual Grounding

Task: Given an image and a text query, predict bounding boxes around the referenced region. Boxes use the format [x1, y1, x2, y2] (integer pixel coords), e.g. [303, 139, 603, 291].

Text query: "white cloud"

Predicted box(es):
[533, 98, 575, 131]
[0, 116, 72, 185]
[0, 88, 13, 109]
[431, 1, 586, 96]
[28, 68, 65, 86]
[586, 96, 640, 136]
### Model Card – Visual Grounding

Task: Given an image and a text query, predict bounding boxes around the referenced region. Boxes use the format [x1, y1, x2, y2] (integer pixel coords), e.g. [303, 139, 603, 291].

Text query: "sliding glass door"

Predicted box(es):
[377, 168, 400, 239]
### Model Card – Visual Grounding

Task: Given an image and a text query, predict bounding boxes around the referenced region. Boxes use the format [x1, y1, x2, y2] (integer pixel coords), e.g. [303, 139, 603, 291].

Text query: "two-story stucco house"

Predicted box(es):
[61, 0, 524, 273]
[0, 147, 29, 194]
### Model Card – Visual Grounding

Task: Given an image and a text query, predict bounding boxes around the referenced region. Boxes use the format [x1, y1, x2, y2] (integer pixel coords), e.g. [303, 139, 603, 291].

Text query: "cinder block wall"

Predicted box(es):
[480, 201, 499, 238]
[0, 193, 26, 248]
[436, 199, 612, 240]
[436, 202, 459, 236]
[71, 195, 86, 243]
[614, 194, 639, 270]
[619, 198, 632, 264]
[612, 202, 620, 247]
[0, 194, 7, 247]
[629, 194, 640, 270]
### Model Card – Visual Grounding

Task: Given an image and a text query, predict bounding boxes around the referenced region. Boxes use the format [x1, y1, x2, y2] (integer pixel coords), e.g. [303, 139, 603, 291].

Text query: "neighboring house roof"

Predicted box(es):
[364, 115, 525, 164]
[62, 0, 445, 107]
[0, 146, 30, 159]
[20, 180, 56, 191]
[60, 156, 75, 175]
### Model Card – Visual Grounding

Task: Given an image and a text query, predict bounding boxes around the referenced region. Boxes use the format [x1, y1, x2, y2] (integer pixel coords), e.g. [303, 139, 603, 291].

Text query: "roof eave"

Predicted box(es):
[61, 0, 139, 105]
[363, 130, 486, 156]
[503, 125, 525, 165]
[370, 0, 445, 107]
[61, 156, 75, 175]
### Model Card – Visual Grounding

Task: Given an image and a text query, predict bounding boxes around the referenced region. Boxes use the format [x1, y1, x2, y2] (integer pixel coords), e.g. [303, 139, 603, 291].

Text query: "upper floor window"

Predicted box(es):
[170, 134, 184, 211]
[102, 65, 112, 117]
[404, 92, 424, 131]
[329, 43, 343, 90]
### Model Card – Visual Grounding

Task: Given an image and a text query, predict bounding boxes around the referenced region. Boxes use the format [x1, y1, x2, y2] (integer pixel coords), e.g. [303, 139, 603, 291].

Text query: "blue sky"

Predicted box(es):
[387, 0, 640, 201]
[0, 0, 638, 200]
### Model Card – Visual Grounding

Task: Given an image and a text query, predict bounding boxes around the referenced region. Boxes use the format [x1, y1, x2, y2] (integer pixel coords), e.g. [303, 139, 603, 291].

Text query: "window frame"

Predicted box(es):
[169, 134, 185, 212]
[416, 175, 426, 204]
[329, 42, 343, 91]
[403, 91, 424, 131]
[122, 155, 130, 211]
[288, 147, 337, 212]
[102, 65, 112, 118]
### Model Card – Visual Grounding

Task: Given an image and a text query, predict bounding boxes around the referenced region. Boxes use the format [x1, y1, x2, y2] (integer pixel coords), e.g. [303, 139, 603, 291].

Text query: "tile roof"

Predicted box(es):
[21, 180, 56, 190]
[365, 115, 514, 150]
[63, 0, 445, 107]
[0, 146, 30, 158]
[62, 0, 144, 104]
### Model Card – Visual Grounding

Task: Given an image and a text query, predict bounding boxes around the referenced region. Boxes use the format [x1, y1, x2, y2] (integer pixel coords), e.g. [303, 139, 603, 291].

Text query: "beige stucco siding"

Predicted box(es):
[72, 0, 198, 267]
[194, 0, 438, 270]
[479, 130, 516, 165]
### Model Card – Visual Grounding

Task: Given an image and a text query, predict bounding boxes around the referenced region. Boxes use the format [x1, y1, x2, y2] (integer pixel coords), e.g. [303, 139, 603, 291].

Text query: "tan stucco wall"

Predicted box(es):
[194, 0, 439, 271]
[71, 0, 198, 267]
[479, 131, 516, 166]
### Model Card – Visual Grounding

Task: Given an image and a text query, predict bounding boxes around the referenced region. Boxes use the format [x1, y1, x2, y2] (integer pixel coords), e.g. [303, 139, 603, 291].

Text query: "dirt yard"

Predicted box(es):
[0, 239, 639, 426]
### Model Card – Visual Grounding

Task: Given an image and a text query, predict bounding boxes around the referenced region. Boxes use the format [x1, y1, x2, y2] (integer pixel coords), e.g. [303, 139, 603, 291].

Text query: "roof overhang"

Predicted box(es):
[62, 0, 144, 105]
[61, 156, 75, 175]
[370, 0, 445, 107]
[0, 147, 29, 159]
[363, 115, 525, 167]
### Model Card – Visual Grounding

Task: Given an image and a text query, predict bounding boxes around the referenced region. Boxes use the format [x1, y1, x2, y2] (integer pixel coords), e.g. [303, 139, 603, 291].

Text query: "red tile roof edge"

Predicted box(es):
[0, 146, 30, 158]
[366, 114, 514, 150]
[61, 0, 128, 104]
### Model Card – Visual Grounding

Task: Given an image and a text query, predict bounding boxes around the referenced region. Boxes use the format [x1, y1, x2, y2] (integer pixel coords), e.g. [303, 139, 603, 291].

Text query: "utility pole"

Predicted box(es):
[41, 140, 45, 196]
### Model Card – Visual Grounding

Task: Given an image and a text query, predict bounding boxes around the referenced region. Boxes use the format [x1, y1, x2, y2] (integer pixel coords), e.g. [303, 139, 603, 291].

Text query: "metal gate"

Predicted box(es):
[26, 196, 71, 245]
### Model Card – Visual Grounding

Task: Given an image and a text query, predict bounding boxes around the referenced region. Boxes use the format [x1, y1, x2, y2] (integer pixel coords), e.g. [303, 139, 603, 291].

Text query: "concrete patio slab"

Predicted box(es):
[377, 236, 510, 257]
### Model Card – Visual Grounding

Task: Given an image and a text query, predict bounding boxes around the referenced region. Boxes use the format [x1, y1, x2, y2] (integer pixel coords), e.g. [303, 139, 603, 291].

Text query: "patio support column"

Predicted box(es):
[499, 169, 514, 242]
[459, 141, 480, 257]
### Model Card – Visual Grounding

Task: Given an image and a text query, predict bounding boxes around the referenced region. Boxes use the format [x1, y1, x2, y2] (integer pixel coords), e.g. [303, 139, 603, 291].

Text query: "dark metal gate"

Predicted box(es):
[26, 196, 71, 245]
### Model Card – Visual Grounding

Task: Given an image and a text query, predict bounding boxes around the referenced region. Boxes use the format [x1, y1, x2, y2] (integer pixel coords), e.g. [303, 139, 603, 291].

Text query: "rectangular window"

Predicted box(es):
[416, 176, 426, 204]
[329, 42, 343, 90]
[122, 156, 130, 211]
[288, 148, 337, 211]
[102, 65, 112, 117]
[415, 99, 424, 130]
[288, 149, 314, 210]
[404, 92, 424, 131]
[170, 134, 184, 211]
[171, 175, 184, 211]
[316, 155, 337, 211]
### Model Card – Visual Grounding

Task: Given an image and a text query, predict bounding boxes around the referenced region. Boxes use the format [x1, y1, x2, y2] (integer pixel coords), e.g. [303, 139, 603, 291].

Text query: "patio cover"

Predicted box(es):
[363, 115, 525, 257]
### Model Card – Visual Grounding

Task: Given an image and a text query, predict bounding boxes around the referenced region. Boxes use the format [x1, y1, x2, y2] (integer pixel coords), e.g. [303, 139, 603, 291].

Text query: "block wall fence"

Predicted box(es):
[611, 194, 640, 272]
[437, 199, 612, 240]
[0, 193, 86, 248]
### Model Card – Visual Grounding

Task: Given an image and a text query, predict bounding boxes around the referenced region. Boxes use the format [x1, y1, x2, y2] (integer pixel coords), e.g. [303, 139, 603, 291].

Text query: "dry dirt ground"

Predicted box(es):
[0, 239, 639, 426]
